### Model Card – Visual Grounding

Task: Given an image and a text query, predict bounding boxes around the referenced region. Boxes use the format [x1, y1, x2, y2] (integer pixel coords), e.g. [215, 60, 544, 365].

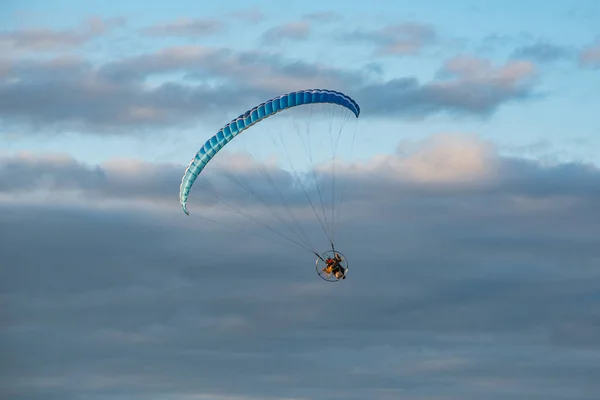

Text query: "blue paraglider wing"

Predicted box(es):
[179, 89, 360, 215]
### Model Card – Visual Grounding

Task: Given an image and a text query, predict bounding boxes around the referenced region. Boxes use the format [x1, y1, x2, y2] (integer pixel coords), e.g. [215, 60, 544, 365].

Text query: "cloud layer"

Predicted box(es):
[0, 17, 546, 136]
[0, 49, 538, 135]
[2, 134, 600, 400]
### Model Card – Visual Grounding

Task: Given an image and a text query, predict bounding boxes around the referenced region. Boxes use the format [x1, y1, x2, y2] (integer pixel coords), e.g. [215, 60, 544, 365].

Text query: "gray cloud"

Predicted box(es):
[261, 21, 312, 45]
[0, 17, 124, 52]
[142, 18, 225, 38]
[0, 45, 538, 135]
[0, 53, 268, 134]
[341, 22, 437, 56]
[511, 41, 573, 63]
[97, 46, 361, 89]
[0, 153, 175, 203]
[0, 19, 539, 135]
[0, 47, 364, 134]
[2, 134, 600, 399]
[358, 57, 537, 117]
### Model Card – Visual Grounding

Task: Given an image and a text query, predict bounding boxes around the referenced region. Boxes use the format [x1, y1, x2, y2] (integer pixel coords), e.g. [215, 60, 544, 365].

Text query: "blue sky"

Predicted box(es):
[1, 2, 600, 400]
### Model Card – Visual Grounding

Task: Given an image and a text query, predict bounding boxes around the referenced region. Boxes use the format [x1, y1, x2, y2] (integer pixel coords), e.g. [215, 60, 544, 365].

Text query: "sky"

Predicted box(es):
[1, 1, 600, 399]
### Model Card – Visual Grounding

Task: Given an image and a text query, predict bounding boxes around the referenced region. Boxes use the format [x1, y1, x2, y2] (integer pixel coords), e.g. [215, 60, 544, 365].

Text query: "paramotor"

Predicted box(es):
[179, 89, 360, 281]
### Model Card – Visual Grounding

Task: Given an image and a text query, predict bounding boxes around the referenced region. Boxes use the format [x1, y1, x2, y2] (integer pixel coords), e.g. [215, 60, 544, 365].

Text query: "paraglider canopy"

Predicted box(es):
[179, 89, 360, 216]
[316, 250, 349, 282]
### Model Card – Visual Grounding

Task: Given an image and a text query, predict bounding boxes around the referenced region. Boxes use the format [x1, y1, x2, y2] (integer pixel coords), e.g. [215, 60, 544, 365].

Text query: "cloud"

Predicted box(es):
[142, 18, 224, 38]
[259, 12, 339, 45]
[358, 57, 537, 117]
[2, 133, 599, 212]
[0, 56, 246, 134]
[579, 39, 600, 68]
[342, 22, 437, 56]
[229, 7, 265, 24]
[0, 152, 177, 206]
[0, 47, 364, 134]
[261, 21, 312, 45]
[302, 11, 341, 22]
[0, 46, 539, 136]
[0, 17, 124, 52]
[387, 133, 498, 183]
[98, 46, 359, 90]
[2, 134, 600, 399]
[511, 40, 573, 63]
